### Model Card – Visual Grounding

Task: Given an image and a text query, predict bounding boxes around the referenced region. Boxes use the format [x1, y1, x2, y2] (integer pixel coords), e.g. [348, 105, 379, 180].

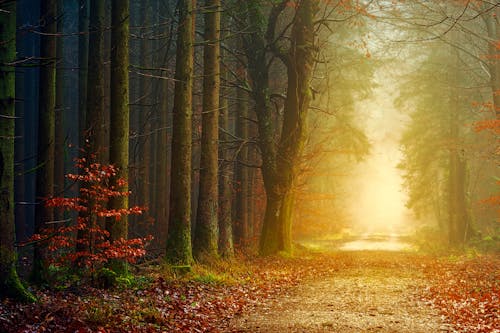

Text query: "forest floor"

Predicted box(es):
[1, 237, 498, 332]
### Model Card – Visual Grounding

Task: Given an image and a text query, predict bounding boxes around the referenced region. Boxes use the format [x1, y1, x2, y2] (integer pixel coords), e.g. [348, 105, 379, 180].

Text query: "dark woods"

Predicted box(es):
[0, 0, 498, 303]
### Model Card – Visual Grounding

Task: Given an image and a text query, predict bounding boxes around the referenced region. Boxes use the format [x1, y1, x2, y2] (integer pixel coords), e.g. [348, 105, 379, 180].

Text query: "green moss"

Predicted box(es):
[1, 264, 36, 303]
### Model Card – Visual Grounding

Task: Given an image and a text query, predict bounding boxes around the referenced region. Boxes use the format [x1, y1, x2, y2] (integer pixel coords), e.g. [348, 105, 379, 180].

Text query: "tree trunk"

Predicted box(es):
[139, 0, 151, 223]
[33, 0, 57, 283]
[0, 1, 35, 302]
[166, 0, 195, 265]
[54, 0, 65, 214]
[107, 0, 130, 275]
[485, 4, 500, 118]
[85, 0, 106, 158]
[448, 54, 470, 246]
[194, 0, 221, 260]
[244, 0, 317, 256]
[218, 11, 233, 258]
[78, 0, 88, 146]
[76, 0, 106, 261]
[234, 71, 249, 249]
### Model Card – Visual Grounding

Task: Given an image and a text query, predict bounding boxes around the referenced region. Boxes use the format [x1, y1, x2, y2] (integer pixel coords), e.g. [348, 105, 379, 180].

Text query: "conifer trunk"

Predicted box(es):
[78, 0, 89, 144]
[33, 0, 57, 282]
[194, 0, 221, 260]
[54, 0, 64, 219]
[0, 1, 35, 302]
[107, 0, 130, 275]
[218, 12, 233, 258]
[234, 71, 249, 248]
[166, 0, 195, 265]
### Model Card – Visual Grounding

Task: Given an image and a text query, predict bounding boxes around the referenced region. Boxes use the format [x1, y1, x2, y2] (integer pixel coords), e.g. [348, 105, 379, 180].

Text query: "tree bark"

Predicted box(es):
[0, 1, 35, 302]
[166, 0, 195, 265]
[78, 0, 89, 145]
[194, 0, 221, 260]
[234, 79, 249, 249]
[33, 0, 57, 283]
[139, 0, 151, 223]
[76, 0, 106, 261]
[244, 0, 317, 255]
[107, 0, 130, 275]
[485, 5, 500, 118]
[218, 9, 233, 258]
[54, 0, 65, 220]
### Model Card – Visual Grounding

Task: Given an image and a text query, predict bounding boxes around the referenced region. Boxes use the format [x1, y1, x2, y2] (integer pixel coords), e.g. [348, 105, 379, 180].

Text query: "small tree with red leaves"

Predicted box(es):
[29, 155, 151, 275]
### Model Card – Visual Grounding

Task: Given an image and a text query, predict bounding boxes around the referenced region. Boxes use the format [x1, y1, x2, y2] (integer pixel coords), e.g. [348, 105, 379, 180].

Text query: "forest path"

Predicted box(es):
[227, 250, 451, 332]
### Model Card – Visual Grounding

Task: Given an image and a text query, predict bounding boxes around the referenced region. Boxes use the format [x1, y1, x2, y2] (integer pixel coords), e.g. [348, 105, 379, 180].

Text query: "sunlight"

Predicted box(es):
[346, 72, 413, 236]
[339, 234, 414, 251]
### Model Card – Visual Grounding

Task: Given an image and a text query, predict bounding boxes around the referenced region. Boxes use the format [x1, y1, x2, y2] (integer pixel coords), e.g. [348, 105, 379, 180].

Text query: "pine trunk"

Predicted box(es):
[33, 0, 57, 283]
[107, 0, 130, 275]
[0, 1, 35, 302]
[54, 0, 64, 219]
[234, 71, 249, 249]
[166, 0, 195, 265]
[194, 0, 221, 260]
[78, 0, 89, 146]
[217, 11, 233, 258]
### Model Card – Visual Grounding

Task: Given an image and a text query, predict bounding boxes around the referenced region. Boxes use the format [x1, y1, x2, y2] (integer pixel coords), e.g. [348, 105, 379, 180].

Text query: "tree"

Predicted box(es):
[218, 8, 234, 258]
[242, 0, 319, 255]
[166, 0, 196, 265]
[0, 0, 35, 302]
[77, 0, 107, 261]
[33, 0, 57, 283]
[194, 0, 221, 260]
[78, 0, 89, 146]
[107, 0, 130, 275]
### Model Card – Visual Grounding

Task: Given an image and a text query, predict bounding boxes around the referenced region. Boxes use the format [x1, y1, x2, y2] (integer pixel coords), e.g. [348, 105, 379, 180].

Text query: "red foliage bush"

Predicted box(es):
[28, 155, 151, 271]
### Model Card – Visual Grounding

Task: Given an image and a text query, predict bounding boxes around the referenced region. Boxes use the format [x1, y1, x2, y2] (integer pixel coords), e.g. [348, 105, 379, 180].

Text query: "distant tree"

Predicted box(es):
[483, 2, 500, 118]
[0, 0, 36, 302]
[194, 0, 221, 260]
[33, 0, 58, 283]
[233, 67, 249, 249]
[397, 42, 472, 246]
[166, 0, 195, 265]
[107, 0, 130, 275]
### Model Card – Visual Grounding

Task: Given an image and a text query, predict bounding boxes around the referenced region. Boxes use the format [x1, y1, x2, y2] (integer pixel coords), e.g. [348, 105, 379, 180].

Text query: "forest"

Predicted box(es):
[0, 0, 499, 332]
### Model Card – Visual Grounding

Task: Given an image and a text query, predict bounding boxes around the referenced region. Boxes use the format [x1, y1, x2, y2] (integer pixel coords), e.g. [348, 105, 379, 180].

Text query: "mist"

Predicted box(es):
[347, 71, 412, 236]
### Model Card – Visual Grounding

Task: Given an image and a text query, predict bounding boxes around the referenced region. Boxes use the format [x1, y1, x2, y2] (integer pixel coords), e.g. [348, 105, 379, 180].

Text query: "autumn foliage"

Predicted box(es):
[28, 156, 151, 271]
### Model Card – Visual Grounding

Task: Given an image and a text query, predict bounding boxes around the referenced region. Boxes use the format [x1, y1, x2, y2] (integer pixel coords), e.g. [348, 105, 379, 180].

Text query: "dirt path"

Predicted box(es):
[227, 251, 451, 332]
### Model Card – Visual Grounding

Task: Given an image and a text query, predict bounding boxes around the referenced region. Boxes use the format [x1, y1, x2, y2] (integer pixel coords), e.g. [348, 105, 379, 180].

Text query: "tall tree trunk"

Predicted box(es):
[448, 49, 470, 246]
[218, 10, 233, 258]
[85, 0, 106, 158]
[0, 1, 35, 302]
[33, 0, 57, 283]
[107, 0, 130, 275]
[139, 0, 151, 224]
[234, 79, 249, 248]
[78, 0, 89, 146]
[166, 0, 195, 265]
[193, 0, 221, 260]
[54, 0, 65, 213]
[244, 0, 317, 256]
[76, 0, 106, 261]
[485, 4, 500, 118]
[154, 0, 174, 251]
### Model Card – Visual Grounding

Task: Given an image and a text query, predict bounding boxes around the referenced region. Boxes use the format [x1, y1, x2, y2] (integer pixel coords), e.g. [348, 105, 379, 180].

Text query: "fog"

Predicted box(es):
[347, 71, 413, 235]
